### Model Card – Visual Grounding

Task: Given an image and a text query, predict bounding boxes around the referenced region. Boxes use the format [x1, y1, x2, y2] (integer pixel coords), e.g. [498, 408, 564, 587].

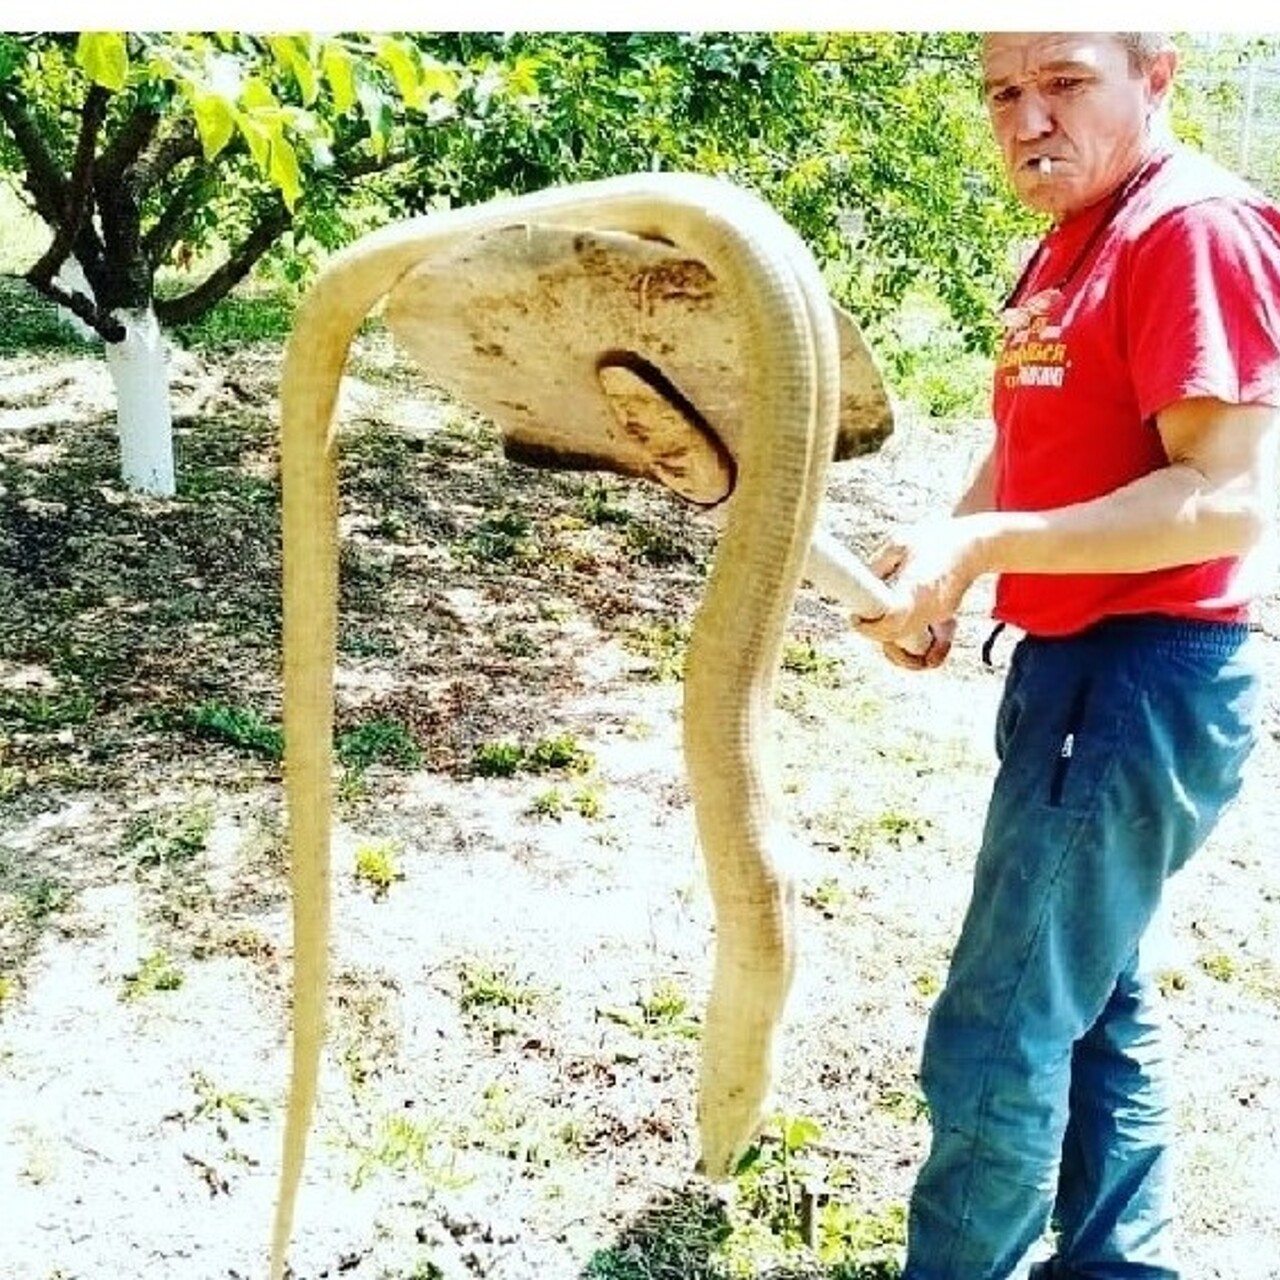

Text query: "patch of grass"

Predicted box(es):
[0, 277, 94, 355]
[624, 619, 689, 683]
[189, 1070, 268, 1131]
[457, 959, 541, 1016]
[496, 628, 539, 658]
[169, 286, 297, 350]
[782, 639, 843, 686]
[1200, 951, 1237, 983]
[0, 689, 96, 732]
[803, 876, 849, 916]
[354, 840, 403, 898]
[579, 477, 632, 527]
[471, 731, 594, 779]
[124, 801, 214, 868]
[458, 509, 538, 563]
[185, 702, 283, 760]
[625, 519, 692, 566]
[336, 719, 423, 771]
[471, 740, 526, 778]
[726, 1112, 908, 1271]
[349, 1110, 469, 1192]
[599, 978, 701, 1040]
[840, 809, 933, 859]
[121, 950, 185, 1000]
[20, 876, 70, 924]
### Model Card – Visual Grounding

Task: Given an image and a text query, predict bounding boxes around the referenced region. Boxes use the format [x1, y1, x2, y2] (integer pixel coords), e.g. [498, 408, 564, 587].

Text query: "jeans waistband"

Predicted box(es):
[1022, 612, 1251, 657]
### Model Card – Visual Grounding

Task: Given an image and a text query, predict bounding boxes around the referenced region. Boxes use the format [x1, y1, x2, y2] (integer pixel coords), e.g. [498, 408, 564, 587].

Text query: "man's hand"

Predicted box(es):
[852, 513, 990, 666]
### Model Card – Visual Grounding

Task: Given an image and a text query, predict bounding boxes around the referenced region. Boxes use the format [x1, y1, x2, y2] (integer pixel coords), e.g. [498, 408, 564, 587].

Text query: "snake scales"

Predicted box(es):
[271, 172, 903, 1278]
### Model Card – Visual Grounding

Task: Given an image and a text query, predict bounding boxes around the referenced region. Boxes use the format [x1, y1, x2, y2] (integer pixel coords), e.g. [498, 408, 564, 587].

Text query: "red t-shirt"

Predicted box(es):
[991, 145, 1280, 636]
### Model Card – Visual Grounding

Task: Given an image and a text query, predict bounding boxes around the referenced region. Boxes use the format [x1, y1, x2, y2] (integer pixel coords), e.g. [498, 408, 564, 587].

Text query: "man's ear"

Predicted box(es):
[1147, 48, 1178, 111]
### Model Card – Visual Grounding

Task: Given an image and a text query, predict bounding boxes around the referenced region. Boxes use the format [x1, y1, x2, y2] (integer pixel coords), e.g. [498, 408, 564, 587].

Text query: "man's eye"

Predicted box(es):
[989, 85, 1021, 107]
[1048, 76, 1085, 93]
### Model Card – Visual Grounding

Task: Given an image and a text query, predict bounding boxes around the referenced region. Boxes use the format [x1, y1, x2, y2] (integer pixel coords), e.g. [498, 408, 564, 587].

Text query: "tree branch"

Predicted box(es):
[0, 84, 68, 226]
[154, 198, 293, 326]
[93, 101, 160, 191]
[28, 83, 110, 286]
[24, 272, 125, 343]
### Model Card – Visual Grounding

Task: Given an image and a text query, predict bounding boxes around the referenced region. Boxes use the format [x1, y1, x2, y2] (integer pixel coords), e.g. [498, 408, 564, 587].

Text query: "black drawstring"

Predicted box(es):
[981, 622, 1008, 668]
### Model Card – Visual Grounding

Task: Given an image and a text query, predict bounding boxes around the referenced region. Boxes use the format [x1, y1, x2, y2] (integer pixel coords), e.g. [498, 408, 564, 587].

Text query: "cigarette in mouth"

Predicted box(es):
[1038, 156, 1052, 177]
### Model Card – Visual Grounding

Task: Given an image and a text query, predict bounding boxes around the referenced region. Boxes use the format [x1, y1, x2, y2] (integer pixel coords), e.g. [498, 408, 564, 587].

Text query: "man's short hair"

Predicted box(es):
[1116, 32, 1177, 72]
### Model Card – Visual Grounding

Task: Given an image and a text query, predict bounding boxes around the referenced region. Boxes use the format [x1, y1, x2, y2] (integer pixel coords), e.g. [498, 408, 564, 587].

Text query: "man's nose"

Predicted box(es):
[1011, 89, 1054, 139]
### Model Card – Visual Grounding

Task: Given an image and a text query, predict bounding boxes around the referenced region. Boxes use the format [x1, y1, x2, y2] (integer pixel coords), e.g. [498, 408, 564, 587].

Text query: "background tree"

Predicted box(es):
[0, 31, 473, 495]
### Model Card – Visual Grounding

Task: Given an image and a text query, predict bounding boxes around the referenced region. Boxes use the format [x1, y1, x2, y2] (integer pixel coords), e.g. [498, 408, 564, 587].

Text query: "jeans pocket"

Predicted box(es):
[1048, 675, 1094, 808]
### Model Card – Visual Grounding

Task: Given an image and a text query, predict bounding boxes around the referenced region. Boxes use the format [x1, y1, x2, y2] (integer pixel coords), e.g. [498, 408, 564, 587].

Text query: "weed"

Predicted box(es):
[189, 1070, 268, 1132]
[457, 959, 541, 1015]
[0, 764, 21, 800]
[599, 978, 701, 1040]
[350, 1111, 468, 1192]
[186, 702, 283, 760]
[0, 975, 14, 1009]
[803, 877, 848, 915]
[121, 950, 185, 1000]
[471, 740, 526, 778]
[625, 520, 690, 566]
[354, 840, 403, 897]
[21, 877, 69, 922]
[1200, 951, 1237, 983]
[497, 628, 539, 658]
[336, 719, 422, 771]
[125, 801, 214, 868]
[624, 620, 689, 683]
[459, 510, 537, 563]
[527, 787, 566, 820]
[0, 690, 95, 731]
[472, 732, 594, 779]
[782, 639, 843, 685]
[842, 809, 933, 859]
[526, 731, 594, 774]
[572, 782, 605, 820]
[578, 478, 632, 526]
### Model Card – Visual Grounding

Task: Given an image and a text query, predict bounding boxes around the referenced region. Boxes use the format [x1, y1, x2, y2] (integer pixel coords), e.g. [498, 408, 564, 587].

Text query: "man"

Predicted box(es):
[855, 32, 1280, 1280]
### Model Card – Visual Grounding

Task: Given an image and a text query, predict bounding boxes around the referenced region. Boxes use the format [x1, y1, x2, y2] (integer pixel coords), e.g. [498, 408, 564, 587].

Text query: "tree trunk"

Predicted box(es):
[104, 305, 175, 497]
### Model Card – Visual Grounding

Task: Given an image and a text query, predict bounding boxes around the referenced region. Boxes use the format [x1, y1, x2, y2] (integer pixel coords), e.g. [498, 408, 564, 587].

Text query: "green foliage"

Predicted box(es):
[598, 979, 701, 1040]
[457, 959, 541, 1014]
[623, 620, 689, 683]
[470, 731, 594, 778]
[336, 719, 423, 771]
[185, 702, 284, 760]
[121, 950, 185, 1000]
[353, 839, 403, 897]
[124, 802, 214, 868]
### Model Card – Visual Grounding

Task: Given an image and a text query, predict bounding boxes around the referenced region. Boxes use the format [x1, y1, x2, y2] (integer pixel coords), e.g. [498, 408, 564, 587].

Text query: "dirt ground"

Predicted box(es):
[0, 337, 1277, 1280]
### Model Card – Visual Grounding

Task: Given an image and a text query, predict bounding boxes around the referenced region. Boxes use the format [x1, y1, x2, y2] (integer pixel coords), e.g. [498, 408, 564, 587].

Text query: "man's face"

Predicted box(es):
[982, 33, 1175, 221]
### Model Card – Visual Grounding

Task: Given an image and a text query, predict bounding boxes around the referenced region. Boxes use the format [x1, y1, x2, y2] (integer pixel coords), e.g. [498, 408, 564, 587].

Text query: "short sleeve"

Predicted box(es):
[1126, 198, 1280, 419]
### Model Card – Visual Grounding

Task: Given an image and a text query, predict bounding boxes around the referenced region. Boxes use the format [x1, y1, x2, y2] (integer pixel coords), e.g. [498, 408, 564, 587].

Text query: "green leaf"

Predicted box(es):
[190, 90, 236, 161]
[76, 32, 129, 92]
[268, 128, 303, 210]
[377, 36, 421, 109]
[267, 34, 318, 107]
[236, 113, 270, 171]
[320, 39, 356, 114]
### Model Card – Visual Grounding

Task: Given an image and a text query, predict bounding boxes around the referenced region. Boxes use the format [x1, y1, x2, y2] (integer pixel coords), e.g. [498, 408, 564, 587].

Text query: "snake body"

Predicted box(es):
[273, 173, 860, 1278]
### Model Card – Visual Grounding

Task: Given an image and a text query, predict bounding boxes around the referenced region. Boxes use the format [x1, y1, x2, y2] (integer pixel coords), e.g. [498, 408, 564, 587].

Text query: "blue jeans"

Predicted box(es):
[902, 615, 1259, 1280]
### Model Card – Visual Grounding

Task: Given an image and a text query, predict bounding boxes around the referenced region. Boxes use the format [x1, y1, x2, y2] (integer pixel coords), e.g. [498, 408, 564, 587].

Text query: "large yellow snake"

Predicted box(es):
[272, 172, 909, 1278]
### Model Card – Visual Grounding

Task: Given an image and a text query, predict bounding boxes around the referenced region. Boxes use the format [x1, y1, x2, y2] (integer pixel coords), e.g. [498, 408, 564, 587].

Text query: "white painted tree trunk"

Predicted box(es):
[104, 306, 176, 498]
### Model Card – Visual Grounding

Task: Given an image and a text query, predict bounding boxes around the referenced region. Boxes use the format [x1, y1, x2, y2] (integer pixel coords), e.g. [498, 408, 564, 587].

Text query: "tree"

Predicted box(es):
[0, 31, 466, 495]
[389, 33, 1036, 348]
